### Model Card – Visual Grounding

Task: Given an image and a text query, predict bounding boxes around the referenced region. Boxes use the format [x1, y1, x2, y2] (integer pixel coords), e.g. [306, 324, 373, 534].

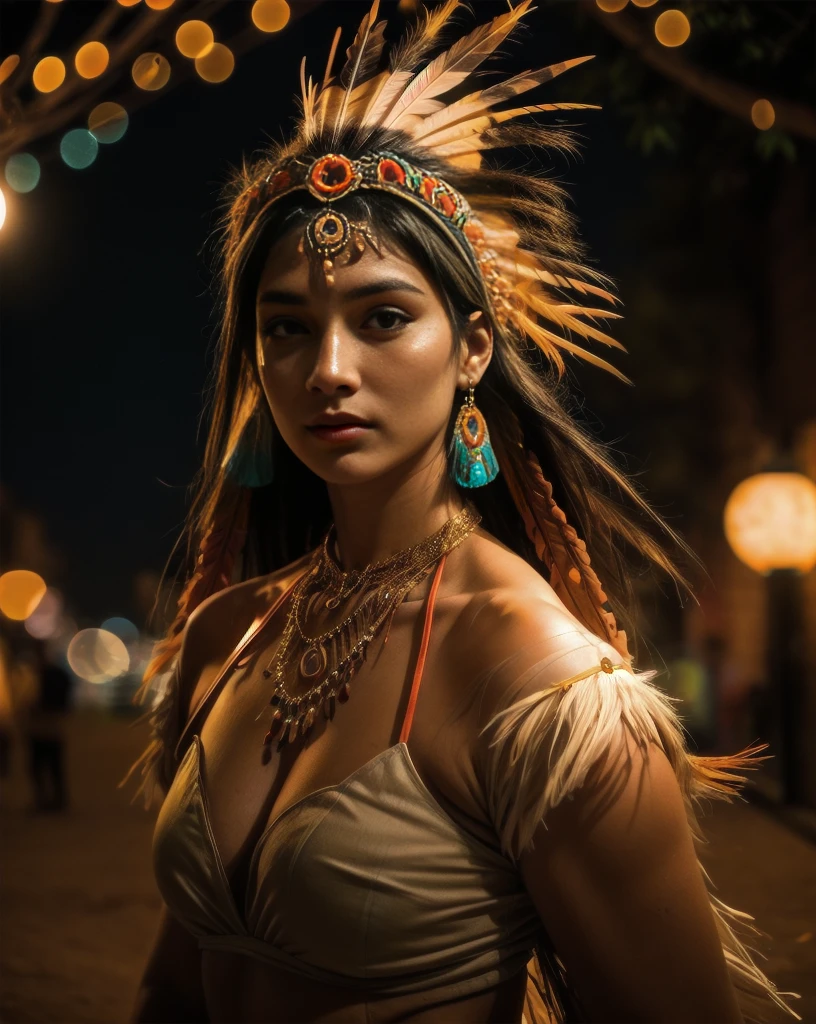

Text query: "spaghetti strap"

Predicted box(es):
[399, 554, 447, 745]
[174, 572, 303, 761]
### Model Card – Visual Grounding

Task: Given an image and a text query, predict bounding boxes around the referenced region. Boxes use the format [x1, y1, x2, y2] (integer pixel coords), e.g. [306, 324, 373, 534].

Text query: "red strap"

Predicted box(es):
[399, 554, 447, 745]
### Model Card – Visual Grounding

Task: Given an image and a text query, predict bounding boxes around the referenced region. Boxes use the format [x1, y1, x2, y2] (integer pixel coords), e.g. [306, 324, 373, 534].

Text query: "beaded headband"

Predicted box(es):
[248, 149, 485, 292]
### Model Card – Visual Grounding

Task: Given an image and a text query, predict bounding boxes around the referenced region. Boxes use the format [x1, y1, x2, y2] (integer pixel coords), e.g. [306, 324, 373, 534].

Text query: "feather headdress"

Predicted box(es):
[231, 0, 631, 384]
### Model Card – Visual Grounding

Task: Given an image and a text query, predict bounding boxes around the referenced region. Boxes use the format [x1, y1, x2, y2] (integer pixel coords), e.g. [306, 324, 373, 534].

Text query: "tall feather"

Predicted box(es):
[316, 26, 342, 137]
[332, 0, 386, 142]
[385, 0, 534, 130]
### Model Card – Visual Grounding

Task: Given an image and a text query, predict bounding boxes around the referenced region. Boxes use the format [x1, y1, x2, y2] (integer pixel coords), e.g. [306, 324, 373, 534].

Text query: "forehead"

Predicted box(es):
[254, 225, 434, 301]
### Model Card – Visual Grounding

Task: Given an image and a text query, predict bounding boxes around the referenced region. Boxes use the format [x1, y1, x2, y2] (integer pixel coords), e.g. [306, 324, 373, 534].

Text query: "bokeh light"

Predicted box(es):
[724, 472, 816, 574]
[89, 102, 129, 143]
[0, 186, 5, 231]
[0, 570, 47, 621]
[75, 41, 109, 79]
[33, 56, 66, 93]
[0, 54, 20, 86]
[631, 0, 658, 6]
[655, 9, 691, 47]
[751, 99, 775, 131]
[595, 0, 628, 11]
[195, 42, 234, 83]
[146, 0, 175, 8]
[251, 0, 290, 33]
[175, 20, 214, 58]
[101, 616, 140, 645]
[24, 588, 64, 640]
[117, 0, 141, 6]
[67, 628, 130, 684]
[5, 153, 41, 193]
[60, 129, 99, 169]
[132, 52, 171, 91]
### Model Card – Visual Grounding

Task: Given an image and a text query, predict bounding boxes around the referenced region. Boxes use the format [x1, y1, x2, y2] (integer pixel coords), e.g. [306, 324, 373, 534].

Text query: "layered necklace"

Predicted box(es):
[258, 503, 481, 752]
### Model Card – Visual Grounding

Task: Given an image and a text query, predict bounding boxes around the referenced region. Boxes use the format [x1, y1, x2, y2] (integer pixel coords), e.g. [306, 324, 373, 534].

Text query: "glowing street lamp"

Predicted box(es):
[724, 461, 816, 804]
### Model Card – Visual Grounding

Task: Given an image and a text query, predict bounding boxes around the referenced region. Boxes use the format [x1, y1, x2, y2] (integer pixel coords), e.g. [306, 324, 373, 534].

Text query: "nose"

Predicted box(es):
[304, 318, 361, 396]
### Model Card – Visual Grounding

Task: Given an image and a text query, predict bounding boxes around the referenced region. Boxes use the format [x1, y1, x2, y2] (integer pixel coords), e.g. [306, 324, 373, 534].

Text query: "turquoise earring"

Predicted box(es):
[450, 380, 500, 488]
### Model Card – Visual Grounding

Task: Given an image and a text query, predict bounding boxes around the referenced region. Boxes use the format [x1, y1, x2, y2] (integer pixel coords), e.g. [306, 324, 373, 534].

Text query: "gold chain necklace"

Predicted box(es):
[258, 503, 481, 752]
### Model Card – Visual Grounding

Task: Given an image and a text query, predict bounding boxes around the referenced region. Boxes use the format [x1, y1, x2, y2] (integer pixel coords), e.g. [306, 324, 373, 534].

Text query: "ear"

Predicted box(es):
[458, 310, 493, 388]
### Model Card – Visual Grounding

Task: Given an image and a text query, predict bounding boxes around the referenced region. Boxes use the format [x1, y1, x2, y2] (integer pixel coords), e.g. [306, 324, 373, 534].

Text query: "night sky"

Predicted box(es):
[0, 0, 644, 627]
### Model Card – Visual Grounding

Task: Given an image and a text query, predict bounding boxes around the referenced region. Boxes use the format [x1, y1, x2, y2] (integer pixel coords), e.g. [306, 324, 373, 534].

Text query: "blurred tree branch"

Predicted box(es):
[581, 0, 816, 140]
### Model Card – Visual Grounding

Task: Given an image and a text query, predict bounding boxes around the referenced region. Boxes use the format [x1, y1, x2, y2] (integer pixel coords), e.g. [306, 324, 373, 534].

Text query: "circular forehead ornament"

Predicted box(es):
[308, 154, 357, 199]
[307, 210, 351, 257]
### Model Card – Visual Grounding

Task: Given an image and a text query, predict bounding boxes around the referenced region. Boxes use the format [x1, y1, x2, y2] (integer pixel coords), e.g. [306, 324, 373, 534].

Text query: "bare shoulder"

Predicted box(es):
[445, 529, 619, 718]
[178, 550, 314, 715]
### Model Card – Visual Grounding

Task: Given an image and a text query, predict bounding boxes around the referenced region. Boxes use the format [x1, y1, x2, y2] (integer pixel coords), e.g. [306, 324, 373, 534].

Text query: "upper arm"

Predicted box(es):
[518, 729, 743, 1023]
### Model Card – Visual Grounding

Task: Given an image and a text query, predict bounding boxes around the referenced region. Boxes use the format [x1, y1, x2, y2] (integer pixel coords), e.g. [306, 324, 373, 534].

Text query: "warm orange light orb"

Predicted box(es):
[89, 101, 129, 143]
[132, 52, 171, 90]
[176, 20, 214, 58]
[0, 185, 5, 231]
[195, 42, 234, 83]
[251, 0, 290, 32]
[33, 56, 66, 93]
[655, 9, 691, 46]
[631, 0, 659, 6]
[752, 99, 775, 131]
[75, 41, 109, 79]
[0, 54, 20, 86]
[0, 570, 47, 621]
[596, 0, 628, 10]
[146, 0, 175, 9]
[724, 472, 816, 574]
[117, 0, 141, 6]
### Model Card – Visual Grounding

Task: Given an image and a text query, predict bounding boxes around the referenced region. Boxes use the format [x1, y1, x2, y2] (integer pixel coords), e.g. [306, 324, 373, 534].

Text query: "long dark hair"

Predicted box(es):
[137, 125, 702, 694]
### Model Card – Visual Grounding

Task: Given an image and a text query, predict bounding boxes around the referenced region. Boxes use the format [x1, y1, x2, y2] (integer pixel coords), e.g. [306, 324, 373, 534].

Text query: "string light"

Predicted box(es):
[75, 41, 109, 79]
[251, 0, 290, 33]
[176, 20, 214, 59]
[0, 54, 19, 86]
[5, 153, 41, 193]
[655, 9, 691, 46]
[88, 102, 129, 143]
[132, 52, 171, 90]
[0, 570, 47, 620]
[751, 99, 775, 130]
[195, 42, 234, 83]
[33, 56, 66, 93]
[60, 128, 99, 170]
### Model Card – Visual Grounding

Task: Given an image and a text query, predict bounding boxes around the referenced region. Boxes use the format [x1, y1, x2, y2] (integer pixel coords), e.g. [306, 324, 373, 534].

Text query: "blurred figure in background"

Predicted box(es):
[18, 639, 74, 812]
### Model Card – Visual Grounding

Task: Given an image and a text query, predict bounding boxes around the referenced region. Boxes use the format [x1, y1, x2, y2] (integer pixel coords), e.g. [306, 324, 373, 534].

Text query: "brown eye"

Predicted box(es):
[363, 308, 412, 331]
[263, 317, 308, 338]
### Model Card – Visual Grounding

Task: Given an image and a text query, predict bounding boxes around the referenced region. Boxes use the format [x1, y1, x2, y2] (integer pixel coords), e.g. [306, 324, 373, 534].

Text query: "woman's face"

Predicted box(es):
[254, 225, 490, 487]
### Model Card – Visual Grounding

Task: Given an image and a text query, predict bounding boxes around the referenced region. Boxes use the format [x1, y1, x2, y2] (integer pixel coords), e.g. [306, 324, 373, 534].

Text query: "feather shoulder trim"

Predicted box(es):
[479, 649, 802, 1023]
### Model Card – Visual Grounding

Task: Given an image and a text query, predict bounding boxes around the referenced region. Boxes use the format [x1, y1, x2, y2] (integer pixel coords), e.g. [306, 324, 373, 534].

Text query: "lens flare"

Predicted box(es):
[60, 129, 99, 170]
[751, 99, 775, 131]
[33, 56, 66, 93]
[24, 588, 64, 640]
[251, 0, 290, 32]
[176, 20, 214, 58]
[0, 570, 47, 621]
[195, 42, 234, 83]
[132, 52, 171, 91]
[5, 153, 41, 193]
[655, 9, 691, 47]
[75, 41, 109, 79]
[89, 102, 128, 143]
[67, 628, 130, 684]
[101, 616, 140, 645]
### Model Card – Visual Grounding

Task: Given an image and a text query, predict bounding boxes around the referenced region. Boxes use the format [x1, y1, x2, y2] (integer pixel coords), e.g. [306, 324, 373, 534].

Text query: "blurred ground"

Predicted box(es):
[0, 711, 814, 1024]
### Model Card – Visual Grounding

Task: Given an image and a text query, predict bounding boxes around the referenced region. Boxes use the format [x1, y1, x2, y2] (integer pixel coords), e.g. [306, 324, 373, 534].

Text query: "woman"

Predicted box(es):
[124, 3, 801, 1022]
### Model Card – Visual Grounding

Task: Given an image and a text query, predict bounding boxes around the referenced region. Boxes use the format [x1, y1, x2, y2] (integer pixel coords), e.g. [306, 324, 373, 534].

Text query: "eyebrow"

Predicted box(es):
[257, 277, 426, 306]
